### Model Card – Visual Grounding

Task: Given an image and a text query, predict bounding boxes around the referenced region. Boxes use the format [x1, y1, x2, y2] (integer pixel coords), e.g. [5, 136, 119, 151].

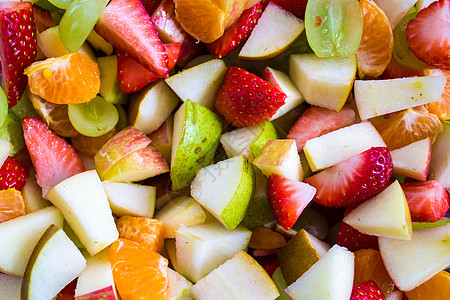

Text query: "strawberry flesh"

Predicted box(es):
[267, 174, 316, 230]
[305, 147, 393, 207]
[207, 2, 263, 58]
[0, 156, 28, 191]
[215, 66, 286, 127]
[117, 42, 180, 94]
[350, 280, 385, 300]
[22, 117, 85, 197]
[0, 1, 37, 107]
[401, 180, 450, 222]
[288, 104, 356, 152]
[405, 0, 450, 69]
[141, 0, 161, 14]
[95, 0, 169, 78]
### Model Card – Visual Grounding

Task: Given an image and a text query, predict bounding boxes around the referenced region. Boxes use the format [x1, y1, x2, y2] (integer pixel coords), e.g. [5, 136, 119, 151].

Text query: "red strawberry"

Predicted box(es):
[207, 2, 263, 58]
[215, 66, 286, 127]
[0, 1, 37, 107]
[288, 104, 356, 152]
[304, 147, 393, 207]
[95, 0, 169, 78]
[22, 117, 85, 197]
[33, 5, 56, 34]
[117, 42, 180, 94]
[401, 180, 450, 222]
[267, 174, 316, 230]
[351, 280, 385, 300]
[0, 157, 28, 191]
[262, 0, 309, 19]
[260, 256, 280, 277]
[141, 0, 161, 14]
[55, 279, 77, 300]
[405, 0, 450, 69]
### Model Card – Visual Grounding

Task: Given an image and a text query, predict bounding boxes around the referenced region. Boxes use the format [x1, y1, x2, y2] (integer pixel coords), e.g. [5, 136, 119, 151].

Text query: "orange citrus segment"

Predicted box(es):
[356, 0, 394, 78]
[427, 69, 450, 120]
[354, 249, 395, 297]
[109, 238, 169, 300]
[405, 271, 450, 300]
[24, 53, 100, 105]
[375, 108, 443, 150]
[0, 188, 26, 223]
[116, 216, 165, 253]
[70, 128, 117, 157]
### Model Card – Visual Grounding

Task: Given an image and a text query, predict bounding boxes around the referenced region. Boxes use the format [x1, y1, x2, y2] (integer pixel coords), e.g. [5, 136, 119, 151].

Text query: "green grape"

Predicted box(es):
[412, 217, 450, 231]
[115, 104, 128, 132]
[68, 96, 119, 137]
[0, 88, 8, 130]
[59, 0, 108, 52]
[393, 12, 429, 70]
[35, 0, 60, 12]
[48, 0, 71, 9]
[0, 110, 25, 156]
[305, 0, 363, 57]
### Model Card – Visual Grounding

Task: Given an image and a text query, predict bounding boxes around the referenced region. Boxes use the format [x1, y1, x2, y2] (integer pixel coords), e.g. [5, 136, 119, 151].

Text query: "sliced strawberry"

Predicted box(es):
[305, 147, 393, 207]
[401, 180, 450, 222]
[33, 5, 56, 34]
[0, 1, 37, 107]
[405, 0, 450, 69]
[117, 42, 180, 94]
[259, 256, 280, 277]
[215, 66, 286, 127]
[207, 2, 263, 58]
[22, 117, 85, 197]
[267, 174, 316, 230]
[288, 104, 356, 152]
[350, 280, 385, 300]
[95, 0, 168, 78]
[141, 0, 161, 14]
[0, 157, 28, 191]
[55, 279, 77, 300]
[262, 0, 309, 19]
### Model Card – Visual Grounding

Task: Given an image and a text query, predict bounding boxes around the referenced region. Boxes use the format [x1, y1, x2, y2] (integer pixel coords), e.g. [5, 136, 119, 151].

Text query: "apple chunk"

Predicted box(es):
[0, 272, 21, 299]
[429, 121, 450, 190]
[391, 138, 431, 181]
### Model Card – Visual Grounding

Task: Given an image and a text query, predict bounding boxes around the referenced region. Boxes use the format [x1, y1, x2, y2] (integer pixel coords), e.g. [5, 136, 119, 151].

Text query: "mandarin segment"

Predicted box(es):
[0, 188, 25, 223]
[116, 215, 164, 253]
[405, 270, 450, 299]
[24, 53, 100, 105]
[109, 238, 169, 300]
[427, 69, 450, 120]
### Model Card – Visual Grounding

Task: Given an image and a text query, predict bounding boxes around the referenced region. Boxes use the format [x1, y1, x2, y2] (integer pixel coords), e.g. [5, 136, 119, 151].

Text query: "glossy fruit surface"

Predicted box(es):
[405, 271, 450, 299]
[116, 216, 164, 253]
[0, 188, 25, 223]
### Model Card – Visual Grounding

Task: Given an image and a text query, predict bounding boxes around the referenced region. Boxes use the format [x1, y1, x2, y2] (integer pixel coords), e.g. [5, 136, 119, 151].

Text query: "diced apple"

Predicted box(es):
[0, 271, 21, 299]
[343, 180, 412, 240]
[37, 26, 70, 58]
[191, 250, 280, 299]
[253, 139, 302, 181]
[128, 79, 179, 135]
[379, 223, 450, 291]
[46, 170, 119, 256]
[391, 138, 431, 181]
[102, 180, 156, 217]
[429, 122, 450, 190]
[0, 206, 63, 277]
[373, 0, 417, 28]
[165, 59, 227, 110]
[239, 2, 304, 60]
[354, 75, 446, 120]
[304, 122, 386, 172]
[0, 139, 12, 167]
[149, 116, 174, 165]
[289, 53, 357, 112]
[21, 168, 50, 213]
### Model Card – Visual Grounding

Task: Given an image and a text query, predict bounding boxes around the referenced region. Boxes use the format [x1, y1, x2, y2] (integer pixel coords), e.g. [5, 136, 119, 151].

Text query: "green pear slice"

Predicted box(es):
[271, 267, 291, 300]
[165, 59, 227, 110]
[239, 2, 304, 60]
[0, 206, 63, 277]
[0, 272, 21, 299]
[21, 224, 86, 300]
[191, 250, 280, 300]
[154, 195, 206, 239]
[97, 55, 127, 104]
[167, 268, 194, 300]
[0, 139, 12, 167]
[171, 99, 222, 191]
[354, 75, 446, 120]
[175, 221, 251, 283]
[285, 245, 355, 300]
[343, 180, 413, 240]
[191, 155, 255, 230]
[289, 53, 357, 112]
[429, 121, 450, 189]
[379, 223, 450, 291]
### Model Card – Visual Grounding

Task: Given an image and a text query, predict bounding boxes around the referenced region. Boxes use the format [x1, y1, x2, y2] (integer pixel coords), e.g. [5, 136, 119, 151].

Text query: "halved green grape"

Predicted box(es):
[59, 0, 108, 52]
[68, 96, 119, 137]
[305, 0, 363, 57]
[393, 12, 429, 70]
[48, 0, 71, 9]
[0, 110, 25, 156]
[0, 87, 8, 129]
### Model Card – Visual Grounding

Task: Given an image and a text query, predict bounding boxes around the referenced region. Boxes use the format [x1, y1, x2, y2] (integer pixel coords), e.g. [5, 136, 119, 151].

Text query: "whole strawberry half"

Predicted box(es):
[350, 280, 385, 300]
[305, 147, 393, 208]
[215, 66, 286, 127]
[207, 2, 263, 58]
[267, 174, 316, 230]
[0, 1, 37, 107]
[405, 0, 450, 69]
[0, 156, 28, 191]
[401, 180, 450, 222]
[117, 42, 180, 94]
[22, 117, 85, 197]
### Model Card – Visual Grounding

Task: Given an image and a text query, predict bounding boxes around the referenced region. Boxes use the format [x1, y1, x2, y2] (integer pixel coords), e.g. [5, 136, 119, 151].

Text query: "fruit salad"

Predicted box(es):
[0, 0, 449, 299]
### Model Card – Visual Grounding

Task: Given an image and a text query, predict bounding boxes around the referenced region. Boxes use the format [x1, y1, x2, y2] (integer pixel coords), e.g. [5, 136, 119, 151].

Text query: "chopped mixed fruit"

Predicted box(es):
[0, 0, 449, 299]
